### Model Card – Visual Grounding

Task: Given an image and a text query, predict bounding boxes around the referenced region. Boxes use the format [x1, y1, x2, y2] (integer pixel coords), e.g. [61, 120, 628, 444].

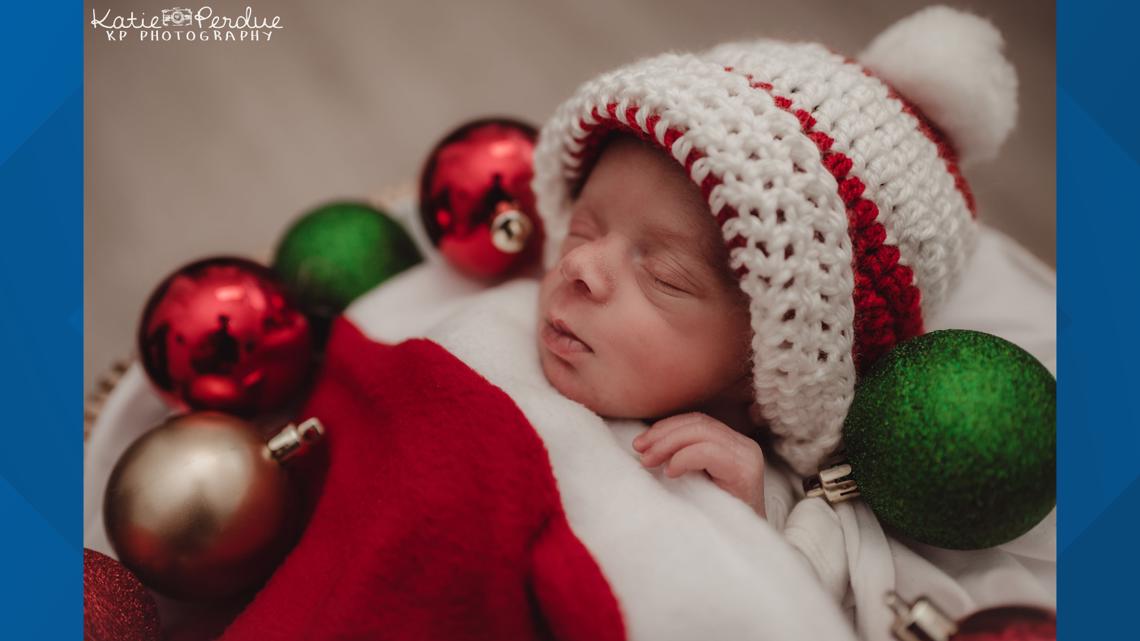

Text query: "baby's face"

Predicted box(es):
[537, 136, 752, 419]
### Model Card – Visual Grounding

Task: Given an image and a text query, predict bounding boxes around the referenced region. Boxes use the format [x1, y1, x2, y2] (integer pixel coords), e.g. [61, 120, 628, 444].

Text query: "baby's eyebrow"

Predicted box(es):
[644, 226, 719, 277]
[643, 224, 690, 247]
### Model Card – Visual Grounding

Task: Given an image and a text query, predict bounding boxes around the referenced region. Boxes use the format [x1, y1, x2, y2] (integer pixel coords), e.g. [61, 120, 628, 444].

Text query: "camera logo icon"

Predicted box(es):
[161, 7, 194, 27]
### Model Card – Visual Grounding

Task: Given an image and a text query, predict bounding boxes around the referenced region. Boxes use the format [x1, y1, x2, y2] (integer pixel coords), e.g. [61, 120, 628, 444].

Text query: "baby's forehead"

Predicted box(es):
[579, 199, 728, 283]
[638, 209, 720, 258]
[583, 133, 730, 267]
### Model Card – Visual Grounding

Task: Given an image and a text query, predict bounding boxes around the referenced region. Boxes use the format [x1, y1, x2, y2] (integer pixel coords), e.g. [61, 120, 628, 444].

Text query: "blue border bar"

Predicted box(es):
[1058, 0, 1140, 636]
[0, 2, 83, 638]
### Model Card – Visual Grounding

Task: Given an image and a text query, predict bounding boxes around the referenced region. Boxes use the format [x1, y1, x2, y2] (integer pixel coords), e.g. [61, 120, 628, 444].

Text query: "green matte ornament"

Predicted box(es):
[273, 202, 422, 319]
[811, 330, 1055, 550]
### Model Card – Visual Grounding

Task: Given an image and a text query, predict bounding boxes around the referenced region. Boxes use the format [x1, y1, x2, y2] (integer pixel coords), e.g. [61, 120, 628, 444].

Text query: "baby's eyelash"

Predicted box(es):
[649, 272, 688, 295]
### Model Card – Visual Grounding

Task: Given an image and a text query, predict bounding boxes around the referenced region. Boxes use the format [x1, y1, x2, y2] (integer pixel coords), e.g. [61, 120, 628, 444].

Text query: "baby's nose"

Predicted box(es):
[559, 241, 616, 302]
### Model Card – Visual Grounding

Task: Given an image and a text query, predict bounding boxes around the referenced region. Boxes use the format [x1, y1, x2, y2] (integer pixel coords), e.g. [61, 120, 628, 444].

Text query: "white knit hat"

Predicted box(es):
[530, 6, 1018, 475]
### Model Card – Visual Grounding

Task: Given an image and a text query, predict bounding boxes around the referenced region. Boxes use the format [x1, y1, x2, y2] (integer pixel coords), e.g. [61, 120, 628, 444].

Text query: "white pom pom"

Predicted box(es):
[859, 6, 1018, 165]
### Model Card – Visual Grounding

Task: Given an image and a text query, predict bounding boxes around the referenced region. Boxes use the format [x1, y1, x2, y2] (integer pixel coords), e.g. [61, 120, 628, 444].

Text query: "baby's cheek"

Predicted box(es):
[617, 311, 670, 351]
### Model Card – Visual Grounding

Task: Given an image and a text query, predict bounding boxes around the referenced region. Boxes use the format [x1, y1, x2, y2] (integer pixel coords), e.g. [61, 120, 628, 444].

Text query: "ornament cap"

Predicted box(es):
[267, 417, 326, 463]
[886, 592, 958, 641]
[490, 205, 533, 254]
[803, 454, 861, 503]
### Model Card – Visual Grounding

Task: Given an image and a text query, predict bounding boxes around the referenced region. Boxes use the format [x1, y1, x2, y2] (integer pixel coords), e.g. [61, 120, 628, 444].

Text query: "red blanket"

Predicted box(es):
[217, 318, 625, 641]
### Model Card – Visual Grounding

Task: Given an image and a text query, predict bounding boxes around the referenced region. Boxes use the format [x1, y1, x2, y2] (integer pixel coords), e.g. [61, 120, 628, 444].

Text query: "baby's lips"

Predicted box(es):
[549, 317, 593, 352]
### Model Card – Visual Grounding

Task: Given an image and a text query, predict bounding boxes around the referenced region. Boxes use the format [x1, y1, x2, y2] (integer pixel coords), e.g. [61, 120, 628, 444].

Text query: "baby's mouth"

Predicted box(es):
[545, 318, 593, 353]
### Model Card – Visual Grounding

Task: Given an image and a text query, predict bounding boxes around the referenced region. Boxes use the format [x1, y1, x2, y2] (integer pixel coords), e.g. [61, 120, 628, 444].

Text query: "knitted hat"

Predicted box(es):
[530, 6, 1018, 476]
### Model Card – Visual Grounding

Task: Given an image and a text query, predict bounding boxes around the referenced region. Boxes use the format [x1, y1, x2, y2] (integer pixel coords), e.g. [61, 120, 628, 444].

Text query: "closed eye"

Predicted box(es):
[642, 255, 703, 297]
[652, 274, 689, 295]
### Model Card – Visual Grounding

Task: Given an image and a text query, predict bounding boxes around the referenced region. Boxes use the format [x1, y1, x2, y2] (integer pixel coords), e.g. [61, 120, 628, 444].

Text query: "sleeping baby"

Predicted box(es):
[537, 132, 768, 516]
[527, 4, 1017, 515]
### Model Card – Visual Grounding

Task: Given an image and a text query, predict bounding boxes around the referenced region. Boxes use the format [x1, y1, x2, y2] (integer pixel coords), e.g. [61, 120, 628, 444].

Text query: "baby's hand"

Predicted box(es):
[632, 412, 766, 518]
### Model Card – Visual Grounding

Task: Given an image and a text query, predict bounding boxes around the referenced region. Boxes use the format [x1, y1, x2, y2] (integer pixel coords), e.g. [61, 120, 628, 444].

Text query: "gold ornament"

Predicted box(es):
[103, 412, 324, 600]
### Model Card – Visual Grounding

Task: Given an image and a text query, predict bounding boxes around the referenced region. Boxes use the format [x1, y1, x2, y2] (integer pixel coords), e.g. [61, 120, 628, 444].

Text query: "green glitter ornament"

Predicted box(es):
[272, 202, 423, 320]
[817, 329, 1055, 550]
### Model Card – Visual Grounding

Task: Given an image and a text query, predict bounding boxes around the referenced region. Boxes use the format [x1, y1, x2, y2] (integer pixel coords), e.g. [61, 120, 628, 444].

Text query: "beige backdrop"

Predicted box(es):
[85, 0, 1055, 392]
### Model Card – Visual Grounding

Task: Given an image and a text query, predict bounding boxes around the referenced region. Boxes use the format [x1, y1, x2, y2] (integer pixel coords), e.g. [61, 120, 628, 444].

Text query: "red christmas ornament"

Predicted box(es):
[419, 117, 544, 279]
[887, 592, 1055, 641]
[138, 257, 313, 417]
[84, 548, 161, 641]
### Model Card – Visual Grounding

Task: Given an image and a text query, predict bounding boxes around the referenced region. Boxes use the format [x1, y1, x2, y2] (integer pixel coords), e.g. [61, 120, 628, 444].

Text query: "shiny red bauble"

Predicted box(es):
[138, 257, 313, 417]
[84, 548, 161, 641]
[888, 592, 1055, 641]
[953, 605, 1056, 641]
[419, 117, 543, 279]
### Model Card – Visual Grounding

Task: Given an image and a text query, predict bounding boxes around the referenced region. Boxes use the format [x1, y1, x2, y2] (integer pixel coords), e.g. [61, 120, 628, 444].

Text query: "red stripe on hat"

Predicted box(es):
[730, 67, 925, 372]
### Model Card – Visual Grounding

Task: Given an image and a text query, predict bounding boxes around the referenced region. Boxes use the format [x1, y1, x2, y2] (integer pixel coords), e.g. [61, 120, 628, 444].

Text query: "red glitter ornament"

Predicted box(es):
[419, 117, 543, 279]
[138, 257, 313, 417]
[887, 592, 1055, 641]
[84, 548, 161, 641]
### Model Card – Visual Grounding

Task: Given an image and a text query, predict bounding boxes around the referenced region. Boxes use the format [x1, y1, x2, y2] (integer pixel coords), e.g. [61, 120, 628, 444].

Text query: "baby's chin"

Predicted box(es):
[539, 346, 585, 400]
[539, 346, 609, 414]
[537, 348, 652, 419]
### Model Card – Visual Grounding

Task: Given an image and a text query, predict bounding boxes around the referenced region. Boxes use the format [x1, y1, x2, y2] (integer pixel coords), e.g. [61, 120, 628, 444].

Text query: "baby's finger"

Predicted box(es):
[632, 412, 710, 452]
[656, 442, 725, 476]
[663, 441, 730, 479]
[639, 420, 736, 467]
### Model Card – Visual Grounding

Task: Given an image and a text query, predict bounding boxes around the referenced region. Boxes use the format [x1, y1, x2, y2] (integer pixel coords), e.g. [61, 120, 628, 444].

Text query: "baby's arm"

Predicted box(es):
[633, 412, 766, 518]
